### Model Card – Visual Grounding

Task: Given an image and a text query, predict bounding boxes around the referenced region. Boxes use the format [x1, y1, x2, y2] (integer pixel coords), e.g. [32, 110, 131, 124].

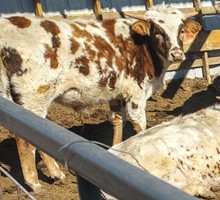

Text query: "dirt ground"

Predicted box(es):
[0, 77, 220, 200]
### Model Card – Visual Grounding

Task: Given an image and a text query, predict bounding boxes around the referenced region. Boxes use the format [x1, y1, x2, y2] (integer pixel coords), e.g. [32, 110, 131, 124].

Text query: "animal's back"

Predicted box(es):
[0, 16, 141, 108]
[108, 105, 220, 198]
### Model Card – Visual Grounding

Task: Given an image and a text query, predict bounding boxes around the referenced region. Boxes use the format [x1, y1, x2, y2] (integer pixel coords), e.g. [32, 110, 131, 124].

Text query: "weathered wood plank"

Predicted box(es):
[184, 30, 220, 53]
[168, 56, 220, 71]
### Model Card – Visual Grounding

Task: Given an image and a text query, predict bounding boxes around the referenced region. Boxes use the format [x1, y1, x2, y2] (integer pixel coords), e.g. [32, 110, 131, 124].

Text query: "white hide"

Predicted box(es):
[106, 104, 220, 199]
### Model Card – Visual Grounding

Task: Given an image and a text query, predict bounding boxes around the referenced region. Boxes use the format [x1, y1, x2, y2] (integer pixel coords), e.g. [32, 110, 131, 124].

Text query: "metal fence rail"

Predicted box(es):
[0, 96, 198, 200]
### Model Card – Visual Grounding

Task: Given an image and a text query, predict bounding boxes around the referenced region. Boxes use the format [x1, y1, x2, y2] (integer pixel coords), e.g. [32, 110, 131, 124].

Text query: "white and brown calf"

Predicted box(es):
[106, 104, 220, 199]
[0, 5, 200, 192]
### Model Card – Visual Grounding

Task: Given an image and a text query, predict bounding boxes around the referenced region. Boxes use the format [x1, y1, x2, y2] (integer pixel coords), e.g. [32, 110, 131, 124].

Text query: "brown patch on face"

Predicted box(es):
[75, 56, 90, 75]
[40, 20, 61, 49]
[150, 22, 171, 60]
[44, 44, 58, 69]
[125, 39, 155, 87]
[9, 83, 23, 105]
[0, 47, 25, 76]
[7, 16, 31, 28]
[132, 102, 138, 109]
[37, 85, 50, 94]
[171, 12, 177, 14]
[69, 37, 80, 54]
[158, 19, 165, 24]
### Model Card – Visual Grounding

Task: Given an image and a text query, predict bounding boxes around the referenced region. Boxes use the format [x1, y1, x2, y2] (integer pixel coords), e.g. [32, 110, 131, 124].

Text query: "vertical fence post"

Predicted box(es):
[77, 175, 102, 200]
[34, 0, 43, 17]
[93, 0, 103, 20]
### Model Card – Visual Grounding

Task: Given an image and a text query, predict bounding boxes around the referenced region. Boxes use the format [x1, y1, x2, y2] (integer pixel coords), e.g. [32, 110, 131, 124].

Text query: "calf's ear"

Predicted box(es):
[184, 21, 201, 40]
[184, 21, 201, 34]
[131, 20, 150, 36]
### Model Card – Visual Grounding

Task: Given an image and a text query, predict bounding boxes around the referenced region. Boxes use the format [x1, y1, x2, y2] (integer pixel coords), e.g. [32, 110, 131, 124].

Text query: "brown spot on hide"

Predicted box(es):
[7, 16, 31, 28]
[208, 173, 213, 178]
[207, 164, 210, 168]
[84, 42, 96, 60]
[101, 20, 125, 72]
[37, 85, 50, 94]
[101, 19, 117, 44]
[94, 35, 115, 67]
[41, 20, 60, 36]
[171, 12, 177, 14]
[70, 23, 93, 41]
[132, 102, 138, 109]
[44, 44, 58, 69]
[69, 37, 80, 54]
[40, 20, 61, 49]
[217, 148, 220, 154]
[75, 56, 90, 75]
[1, 47, 25, 76]
[99, 71, 117, 90]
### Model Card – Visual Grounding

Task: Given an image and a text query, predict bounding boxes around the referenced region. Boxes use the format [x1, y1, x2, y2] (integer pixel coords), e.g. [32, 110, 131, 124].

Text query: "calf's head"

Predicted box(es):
[130, 6, 201, 63]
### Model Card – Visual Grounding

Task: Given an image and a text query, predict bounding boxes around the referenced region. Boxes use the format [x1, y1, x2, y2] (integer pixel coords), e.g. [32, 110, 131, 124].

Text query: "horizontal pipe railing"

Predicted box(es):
[0, 96, 197, 200]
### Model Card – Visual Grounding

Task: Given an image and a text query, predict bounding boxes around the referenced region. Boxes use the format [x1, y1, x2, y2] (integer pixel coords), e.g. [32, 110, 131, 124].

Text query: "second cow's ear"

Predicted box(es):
[131, 20, 151, 36]
[184, 21, 201, 34]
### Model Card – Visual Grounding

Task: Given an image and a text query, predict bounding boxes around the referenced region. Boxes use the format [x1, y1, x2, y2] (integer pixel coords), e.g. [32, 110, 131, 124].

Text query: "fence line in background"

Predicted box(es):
[0, 96, 198, 200]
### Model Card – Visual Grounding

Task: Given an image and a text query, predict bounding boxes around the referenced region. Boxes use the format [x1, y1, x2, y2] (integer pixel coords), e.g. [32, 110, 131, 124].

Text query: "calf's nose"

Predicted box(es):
[170, 48, 185, 62]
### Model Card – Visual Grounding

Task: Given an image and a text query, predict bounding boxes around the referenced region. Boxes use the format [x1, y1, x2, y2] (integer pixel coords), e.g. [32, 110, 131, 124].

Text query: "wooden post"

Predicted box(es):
[202, 52, 211, 84]
[93, 0, 103, 20]
[146, 0, 154, 8]
[194, 0, 201, 12]
[34, 0, 43, 17]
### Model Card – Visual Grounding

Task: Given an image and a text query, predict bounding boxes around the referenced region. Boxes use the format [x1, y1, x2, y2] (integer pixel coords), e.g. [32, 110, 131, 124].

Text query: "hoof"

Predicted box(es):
[31, 182, 45, 194]
[60, 172, 67, 184]
[52, 172, 67, 185]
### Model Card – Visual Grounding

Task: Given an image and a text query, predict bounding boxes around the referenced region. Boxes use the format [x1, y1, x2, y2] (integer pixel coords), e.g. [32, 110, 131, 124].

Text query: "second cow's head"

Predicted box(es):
[130, 6, 201, 63]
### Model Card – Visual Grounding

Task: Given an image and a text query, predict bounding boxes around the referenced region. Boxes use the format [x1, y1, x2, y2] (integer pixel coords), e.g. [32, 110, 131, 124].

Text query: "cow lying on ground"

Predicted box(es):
[0, 5, 200, 192]
[105, 104, 220, 199]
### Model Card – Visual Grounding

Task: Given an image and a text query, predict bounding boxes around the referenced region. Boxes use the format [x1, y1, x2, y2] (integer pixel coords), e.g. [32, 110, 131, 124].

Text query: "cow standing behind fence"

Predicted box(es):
[0, 5, 200, 193]
[106, 104, 220, 199]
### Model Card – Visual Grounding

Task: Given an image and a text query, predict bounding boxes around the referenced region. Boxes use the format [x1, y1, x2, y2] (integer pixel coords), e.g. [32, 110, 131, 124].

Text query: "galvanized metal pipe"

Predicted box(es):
[0, 97, 197, 200]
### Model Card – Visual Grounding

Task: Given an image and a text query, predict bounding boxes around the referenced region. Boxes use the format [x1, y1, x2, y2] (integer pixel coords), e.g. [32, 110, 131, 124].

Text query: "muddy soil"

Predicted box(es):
[0, 77, 220, 200]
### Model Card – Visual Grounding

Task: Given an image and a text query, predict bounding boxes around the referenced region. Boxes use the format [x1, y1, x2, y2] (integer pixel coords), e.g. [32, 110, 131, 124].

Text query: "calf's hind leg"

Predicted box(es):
[15, 100, 65, 192]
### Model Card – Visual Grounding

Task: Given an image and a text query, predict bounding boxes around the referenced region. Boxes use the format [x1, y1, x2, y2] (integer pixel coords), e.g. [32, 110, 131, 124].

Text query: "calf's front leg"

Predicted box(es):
[15, 136, 42, 193]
